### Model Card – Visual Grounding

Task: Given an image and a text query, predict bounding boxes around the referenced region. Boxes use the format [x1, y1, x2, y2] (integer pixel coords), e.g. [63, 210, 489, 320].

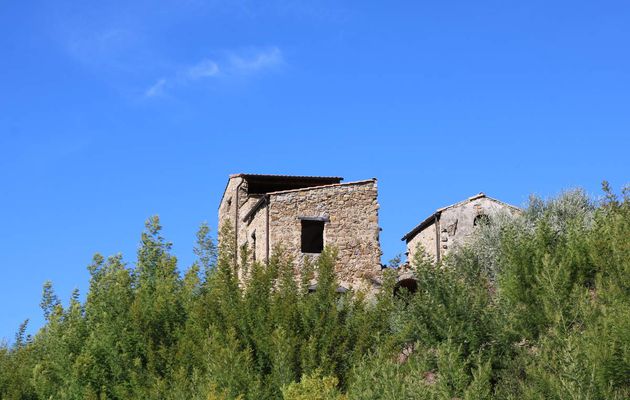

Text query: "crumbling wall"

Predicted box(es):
[267, 180, 381, 290]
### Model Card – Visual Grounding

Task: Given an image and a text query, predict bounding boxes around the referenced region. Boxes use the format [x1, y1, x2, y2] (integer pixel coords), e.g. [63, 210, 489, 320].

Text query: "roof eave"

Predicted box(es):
[265, 178, 377, 196]
[401, 211, 440, 242]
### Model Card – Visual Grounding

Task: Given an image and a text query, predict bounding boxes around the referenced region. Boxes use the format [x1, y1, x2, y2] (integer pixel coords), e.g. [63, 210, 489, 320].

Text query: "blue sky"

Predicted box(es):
[1, 0, 629, 342]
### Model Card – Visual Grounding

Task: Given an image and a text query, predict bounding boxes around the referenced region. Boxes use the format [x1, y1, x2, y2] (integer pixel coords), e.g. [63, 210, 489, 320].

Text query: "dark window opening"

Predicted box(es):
[244, 175, 342, 195]
[394, 278, 418, 296]
[301, 220, 324, 253]
[473, 214, 490, 227]
[251, 231, 256, 261]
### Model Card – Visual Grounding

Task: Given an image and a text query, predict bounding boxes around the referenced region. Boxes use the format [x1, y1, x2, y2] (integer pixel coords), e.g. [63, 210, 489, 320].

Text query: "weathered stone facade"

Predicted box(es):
[402, 193, 521, 263]
[218, 174, 382, 291]
[219, 175, 520, 293]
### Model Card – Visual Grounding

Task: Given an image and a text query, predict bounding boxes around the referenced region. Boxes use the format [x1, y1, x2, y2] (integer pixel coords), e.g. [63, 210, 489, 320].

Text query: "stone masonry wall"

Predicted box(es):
[407, 221, 437, 264]
[243, 201, 268, 263]
[406, 197, 520, 262]
[437, 197, 519, 258]
[218, 176, 269, 263]
[218, 176, 241, 233]
[268, 180, 381, 291]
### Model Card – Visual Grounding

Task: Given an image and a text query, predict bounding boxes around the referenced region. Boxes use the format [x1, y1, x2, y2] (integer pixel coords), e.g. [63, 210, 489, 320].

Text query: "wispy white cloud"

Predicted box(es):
[145, 78, 167, 98]
[227, 47, 283, 74]
[186, 60, 220, 79]
[144, 47, 283, 98]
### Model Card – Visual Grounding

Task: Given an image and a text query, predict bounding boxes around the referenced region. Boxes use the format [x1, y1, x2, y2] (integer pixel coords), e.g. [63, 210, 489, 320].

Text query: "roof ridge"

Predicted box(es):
[436, 192, 486, 212]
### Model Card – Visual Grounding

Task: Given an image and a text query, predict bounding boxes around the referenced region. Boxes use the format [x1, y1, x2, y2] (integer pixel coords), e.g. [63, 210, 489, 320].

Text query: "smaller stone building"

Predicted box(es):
[218, 174, 382, 291]
[402, 193, 520, 263]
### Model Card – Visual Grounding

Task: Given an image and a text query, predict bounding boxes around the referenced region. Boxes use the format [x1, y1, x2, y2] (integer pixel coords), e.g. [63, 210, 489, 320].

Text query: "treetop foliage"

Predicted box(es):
[1, 183, 628, 399]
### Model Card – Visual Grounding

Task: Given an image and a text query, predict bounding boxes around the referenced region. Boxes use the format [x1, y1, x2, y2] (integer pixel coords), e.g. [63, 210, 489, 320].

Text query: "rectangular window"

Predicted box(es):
[301, 220, 324, 253]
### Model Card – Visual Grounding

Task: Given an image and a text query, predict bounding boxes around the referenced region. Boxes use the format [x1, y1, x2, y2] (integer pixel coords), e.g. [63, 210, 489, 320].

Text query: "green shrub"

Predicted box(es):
[1, 183, 628, 399]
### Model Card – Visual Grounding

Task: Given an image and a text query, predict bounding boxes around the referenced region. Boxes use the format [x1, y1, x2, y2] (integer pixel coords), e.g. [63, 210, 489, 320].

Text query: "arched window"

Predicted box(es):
[394, 278, 418, 296]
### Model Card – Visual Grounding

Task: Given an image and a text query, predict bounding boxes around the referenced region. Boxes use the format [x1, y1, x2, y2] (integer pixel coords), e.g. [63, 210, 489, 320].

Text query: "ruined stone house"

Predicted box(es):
[401, 193, 521, 264]
[218, 174, 382, 291]
[219, 174, 520, 293]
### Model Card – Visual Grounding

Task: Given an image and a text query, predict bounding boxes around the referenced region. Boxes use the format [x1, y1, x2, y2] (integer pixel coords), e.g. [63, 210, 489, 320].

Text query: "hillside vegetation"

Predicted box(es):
[1, 184, 628, 399]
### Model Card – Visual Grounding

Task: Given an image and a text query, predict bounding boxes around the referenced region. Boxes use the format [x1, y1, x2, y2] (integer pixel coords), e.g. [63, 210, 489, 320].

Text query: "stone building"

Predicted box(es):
[218, 174, 382, 291]
[401, 193, 521, 264]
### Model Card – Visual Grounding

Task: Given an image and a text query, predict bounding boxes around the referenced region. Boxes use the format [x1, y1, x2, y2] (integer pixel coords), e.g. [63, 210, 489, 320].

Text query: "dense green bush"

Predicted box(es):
[0, 183, 628, 399]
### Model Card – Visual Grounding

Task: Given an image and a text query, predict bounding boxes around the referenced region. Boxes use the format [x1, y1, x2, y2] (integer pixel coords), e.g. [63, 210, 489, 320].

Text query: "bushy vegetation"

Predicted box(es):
[1, 183, 628, 399]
